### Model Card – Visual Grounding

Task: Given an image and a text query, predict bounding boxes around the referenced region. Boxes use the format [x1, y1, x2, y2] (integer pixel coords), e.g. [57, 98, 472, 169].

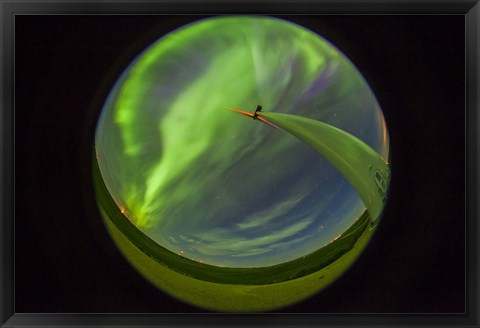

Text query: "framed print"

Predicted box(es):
[2, 1, 478, 327]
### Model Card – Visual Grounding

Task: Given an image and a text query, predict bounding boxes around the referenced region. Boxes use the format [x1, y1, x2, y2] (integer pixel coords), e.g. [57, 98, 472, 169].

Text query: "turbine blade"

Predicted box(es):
[257, 115, 280, 129]
[226, 107, 254, 117]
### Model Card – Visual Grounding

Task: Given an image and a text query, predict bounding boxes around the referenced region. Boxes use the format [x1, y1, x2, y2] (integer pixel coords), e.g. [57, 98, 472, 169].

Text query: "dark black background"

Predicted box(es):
[15, 15, 465, 313]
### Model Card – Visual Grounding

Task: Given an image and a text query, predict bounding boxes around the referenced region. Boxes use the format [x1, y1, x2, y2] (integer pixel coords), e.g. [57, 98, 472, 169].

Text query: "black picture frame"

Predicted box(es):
[2, 1, 478, 327]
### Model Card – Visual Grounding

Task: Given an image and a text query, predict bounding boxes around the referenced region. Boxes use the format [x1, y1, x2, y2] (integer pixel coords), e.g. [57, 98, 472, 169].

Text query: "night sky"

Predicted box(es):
[14, 14, 465, 313]
[95, 16, 389, 267]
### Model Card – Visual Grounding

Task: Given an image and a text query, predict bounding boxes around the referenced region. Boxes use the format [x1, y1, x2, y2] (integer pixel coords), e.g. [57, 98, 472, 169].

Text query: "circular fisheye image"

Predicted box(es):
[94, 16, 390, 312]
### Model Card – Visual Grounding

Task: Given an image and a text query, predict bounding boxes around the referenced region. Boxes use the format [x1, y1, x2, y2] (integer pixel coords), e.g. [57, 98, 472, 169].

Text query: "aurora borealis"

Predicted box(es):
[95, 16, 389, 268]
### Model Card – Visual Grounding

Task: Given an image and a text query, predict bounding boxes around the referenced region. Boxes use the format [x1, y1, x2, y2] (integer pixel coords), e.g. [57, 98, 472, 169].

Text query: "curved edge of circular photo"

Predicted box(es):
[93, 15, 391, 312]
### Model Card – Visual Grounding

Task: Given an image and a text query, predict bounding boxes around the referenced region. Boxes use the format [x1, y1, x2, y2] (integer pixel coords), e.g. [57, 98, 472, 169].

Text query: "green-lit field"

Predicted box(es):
[94, 154, 377, 311]
[102, 202, 375, 312]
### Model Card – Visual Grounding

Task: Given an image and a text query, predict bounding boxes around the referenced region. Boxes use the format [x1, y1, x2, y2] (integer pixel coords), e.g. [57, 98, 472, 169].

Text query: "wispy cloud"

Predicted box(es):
[231, 248, 271, 257]
[235, 193, 308, 230]
[179, 234, 201, 244]
[269, 234, 311, 250]
[192, 217, 315, 258]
